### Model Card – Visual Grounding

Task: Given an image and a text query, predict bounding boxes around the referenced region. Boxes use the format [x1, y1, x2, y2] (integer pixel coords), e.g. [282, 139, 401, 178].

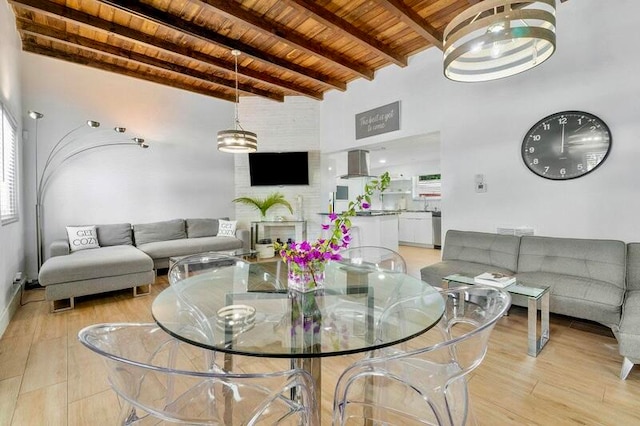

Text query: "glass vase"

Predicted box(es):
[290, 290, 322, 353]
[287, 261, 325, 292]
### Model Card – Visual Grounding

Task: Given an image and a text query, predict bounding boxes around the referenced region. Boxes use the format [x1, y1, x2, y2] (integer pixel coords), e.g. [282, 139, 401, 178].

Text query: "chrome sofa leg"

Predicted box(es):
[620, 357, 634, 380]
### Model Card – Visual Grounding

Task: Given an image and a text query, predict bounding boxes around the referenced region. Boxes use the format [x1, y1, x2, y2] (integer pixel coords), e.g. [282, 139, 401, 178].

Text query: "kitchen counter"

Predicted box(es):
[318, 211, 399, 216]
[367, 209, 442, 217]
[318, 212, 398, 251]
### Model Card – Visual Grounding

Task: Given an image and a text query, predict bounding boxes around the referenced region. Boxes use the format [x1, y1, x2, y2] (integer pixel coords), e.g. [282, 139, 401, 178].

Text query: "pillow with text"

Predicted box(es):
[217, 220, 237, 237]
[66, 225, 100, 252]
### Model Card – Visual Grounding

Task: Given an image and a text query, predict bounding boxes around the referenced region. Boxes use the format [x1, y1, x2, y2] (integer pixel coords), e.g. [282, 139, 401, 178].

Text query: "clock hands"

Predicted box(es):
[560, 121, 565, 154]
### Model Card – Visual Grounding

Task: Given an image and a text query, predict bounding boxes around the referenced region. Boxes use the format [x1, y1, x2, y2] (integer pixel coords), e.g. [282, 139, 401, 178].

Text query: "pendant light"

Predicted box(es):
[443, 0, 556, 82]
[217, 50, 258, 153]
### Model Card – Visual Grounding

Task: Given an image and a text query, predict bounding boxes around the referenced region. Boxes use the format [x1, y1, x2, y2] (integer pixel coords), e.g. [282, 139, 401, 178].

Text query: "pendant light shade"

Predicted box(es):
[443, 0, 556, 82]
[217, 129, 258, 153]
[217, 50, 258, 153]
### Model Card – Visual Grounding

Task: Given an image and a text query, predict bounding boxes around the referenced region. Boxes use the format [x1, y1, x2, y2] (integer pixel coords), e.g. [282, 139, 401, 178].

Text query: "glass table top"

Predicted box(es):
[153, 258, 445, 358]
[444, 274, 550, 299]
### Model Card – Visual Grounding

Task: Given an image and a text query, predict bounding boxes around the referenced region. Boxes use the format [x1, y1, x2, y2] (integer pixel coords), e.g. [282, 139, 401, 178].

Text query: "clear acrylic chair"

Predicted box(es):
[335, 246, 410, 350]
[332, 285, 511, 426]
[167, 253, 286, 372]
[338, 245, 407, 273]
[78, 322, 317, 425]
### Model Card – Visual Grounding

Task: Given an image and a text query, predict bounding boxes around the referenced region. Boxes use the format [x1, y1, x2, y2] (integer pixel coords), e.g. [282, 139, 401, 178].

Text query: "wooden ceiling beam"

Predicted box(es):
[285, 0, 407, 67]
[22, 41, 237, 102]
[17, 20, 284, 102]
[376, 0, 444, 50]
[95, 0, 346, 91]
[199, 0, 375, 80]
[9, 0, 323, 100]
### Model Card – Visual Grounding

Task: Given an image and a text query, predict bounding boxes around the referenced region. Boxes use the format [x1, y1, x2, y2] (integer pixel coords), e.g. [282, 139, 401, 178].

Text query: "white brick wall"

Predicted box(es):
[236, 97, 324, 241]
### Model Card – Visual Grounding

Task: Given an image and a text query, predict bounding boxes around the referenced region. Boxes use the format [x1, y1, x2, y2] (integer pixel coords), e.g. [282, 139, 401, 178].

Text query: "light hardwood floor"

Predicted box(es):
[1, 246, 639, 425]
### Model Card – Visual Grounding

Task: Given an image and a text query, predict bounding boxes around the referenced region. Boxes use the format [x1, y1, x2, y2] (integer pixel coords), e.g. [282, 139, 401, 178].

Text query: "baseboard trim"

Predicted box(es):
[0, 283, 21, 338]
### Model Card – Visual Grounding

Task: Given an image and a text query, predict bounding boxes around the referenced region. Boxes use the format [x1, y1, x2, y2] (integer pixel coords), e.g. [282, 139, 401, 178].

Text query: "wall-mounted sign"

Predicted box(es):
[355, 101, 400, 140]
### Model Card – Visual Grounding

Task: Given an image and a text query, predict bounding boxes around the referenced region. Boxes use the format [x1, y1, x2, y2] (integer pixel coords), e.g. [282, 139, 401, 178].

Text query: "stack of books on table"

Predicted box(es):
[474, 272, 516, 288]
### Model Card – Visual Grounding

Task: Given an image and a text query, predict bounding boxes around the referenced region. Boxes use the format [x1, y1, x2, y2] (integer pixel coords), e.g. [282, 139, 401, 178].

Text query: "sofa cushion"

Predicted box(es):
[39, 245, 153, 285]
[136, 236, 243, 260]
[627, 243, 640, 291]
[516, 271, 624, 327]
[133, 219, 186, 245]
[66, 226, 100, 252]
[96, 223, 133, 246]
[186, 218, 220, 238]
[442, 230, 520, 272]
[420, 260, 515, 288]
[518, 236, 626, 290]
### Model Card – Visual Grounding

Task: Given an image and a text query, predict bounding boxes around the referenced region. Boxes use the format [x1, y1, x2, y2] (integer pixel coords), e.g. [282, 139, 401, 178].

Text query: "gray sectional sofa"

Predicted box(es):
[39, 218, 250, 312]
[420, 229, 639, 379]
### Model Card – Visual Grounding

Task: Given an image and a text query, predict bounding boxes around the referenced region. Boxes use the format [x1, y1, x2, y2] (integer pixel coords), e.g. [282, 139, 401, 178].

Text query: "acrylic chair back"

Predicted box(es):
[166, 253, 285, 351]
[333, 285, 511, 426]
[78, 323, 317, 425]
[338, 245, 407, 273]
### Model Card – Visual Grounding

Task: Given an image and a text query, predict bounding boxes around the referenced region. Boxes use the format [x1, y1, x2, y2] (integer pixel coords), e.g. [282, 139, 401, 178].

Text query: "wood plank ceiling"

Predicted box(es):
[8, 0, 496, 102]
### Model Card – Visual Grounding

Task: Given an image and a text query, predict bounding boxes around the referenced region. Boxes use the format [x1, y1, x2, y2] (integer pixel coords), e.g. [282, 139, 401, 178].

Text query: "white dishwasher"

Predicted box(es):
[432, 212, 441, 249]
[398, 212, 433, 247]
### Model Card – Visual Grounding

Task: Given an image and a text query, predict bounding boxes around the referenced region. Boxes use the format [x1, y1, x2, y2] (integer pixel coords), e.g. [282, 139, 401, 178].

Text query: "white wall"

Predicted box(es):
[21, 53, 236, 278]
[321, 0, 640, 242]
[0, 0, 24, 335]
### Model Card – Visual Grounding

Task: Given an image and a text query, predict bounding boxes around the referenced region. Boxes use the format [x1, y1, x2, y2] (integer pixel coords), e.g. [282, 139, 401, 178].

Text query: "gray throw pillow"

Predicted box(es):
[96, 223, 133, 246]
[133, 219, 186, 246]
[186, 218, 219, 238]
[184, 217, 231, 238]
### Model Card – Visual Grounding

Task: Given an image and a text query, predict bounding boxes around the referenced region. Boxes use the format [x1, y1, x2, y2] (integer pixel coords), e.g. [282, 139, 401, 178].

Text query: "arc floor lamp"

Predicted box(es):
[28, 111, 148, 272]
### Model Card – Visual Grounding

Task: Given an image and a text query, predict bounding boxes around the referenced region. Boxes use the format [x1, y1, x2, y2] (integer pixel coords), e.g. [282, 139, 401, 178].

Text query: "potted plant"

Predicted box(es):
[232, 192, 293, 219]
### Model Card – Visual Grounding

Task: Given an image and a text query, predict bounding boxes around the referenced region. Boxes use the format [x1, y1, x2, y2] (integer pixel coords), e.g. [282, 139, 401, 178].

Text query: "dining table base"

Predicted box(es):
[291, 356, 322, 425]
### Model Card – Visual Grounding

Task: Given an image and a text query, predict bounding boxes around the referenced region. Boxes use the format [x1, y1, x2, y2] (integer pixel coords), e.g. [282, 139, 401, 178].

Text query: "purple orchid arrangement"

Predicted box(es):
[275, 172, 390, 286]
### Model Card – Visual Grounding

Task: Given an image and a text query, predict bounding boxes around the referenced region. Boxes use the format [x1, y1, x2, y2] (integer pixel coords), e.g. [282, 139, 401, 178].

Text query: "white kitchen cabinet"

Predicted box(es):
[320, 214, 399, 252]
[398, 212, 433, 246]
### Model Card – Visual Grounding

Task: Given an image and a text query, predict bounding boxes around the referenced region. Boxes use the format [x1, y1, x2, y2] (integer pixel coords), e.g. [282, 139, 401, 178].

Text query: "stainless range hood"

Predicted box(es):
[340, 149, 376, 179]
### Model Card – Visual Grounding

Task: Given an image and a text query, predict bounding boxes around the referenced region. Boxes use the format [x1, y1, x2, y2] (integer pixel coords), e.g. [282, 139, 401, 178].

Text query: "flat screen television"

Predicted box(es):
[249, 151, 309, 186]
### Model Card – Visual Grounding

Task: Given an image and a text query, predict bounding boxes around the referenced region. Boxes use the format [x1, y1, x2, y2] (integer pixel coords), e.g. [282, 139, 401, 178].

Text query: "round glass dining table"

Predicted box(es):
[152, 253, 445, 420]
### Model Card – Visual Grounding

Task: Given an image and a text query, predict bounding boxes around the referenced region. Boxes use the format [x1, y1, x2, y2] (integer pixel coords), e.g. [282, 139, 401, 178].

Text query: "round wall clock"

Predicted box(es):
[522, 111, 612, 180]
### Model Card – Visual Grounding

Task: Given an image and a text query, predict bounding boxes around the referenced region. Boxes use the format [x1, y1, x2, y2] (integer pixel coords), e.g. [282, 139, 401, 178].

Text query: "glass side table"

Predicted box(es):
[169, 248, 257, 271]
[443, 274, 550, 357]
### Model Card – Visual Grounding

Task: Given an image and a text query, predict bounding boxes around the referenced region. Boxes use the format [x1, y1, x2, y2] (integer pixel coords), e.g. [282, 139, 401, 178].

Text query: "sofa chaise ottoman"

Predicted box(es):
[39, 223, 155, 312]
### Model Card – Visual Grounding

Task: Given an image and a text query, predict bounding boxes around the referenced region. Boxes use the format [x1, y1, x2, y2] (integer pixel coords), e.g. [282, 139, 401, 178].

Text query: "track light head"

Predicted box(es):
[28, 110, 44, 120]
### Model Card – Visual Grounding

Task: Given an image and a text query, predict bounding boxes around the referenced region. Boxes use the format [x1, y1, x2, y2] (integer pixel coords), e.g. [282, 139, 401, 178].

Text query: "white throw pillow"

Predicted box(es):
[217, 220, 237, 237]
[66, 225, 100, 252]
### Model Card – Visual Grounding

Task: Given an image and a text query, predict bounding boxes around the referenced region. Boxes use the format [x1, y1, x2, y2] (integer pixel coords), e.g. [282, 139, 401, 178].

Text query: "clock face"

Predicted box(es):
[522, 111, 612, 180]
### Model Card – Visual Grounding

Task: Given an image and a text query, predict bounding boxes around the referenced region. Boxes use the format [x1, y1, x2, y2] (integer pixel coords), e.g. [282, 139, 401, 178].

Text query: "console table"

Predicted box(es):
[251, 220, 307, 249]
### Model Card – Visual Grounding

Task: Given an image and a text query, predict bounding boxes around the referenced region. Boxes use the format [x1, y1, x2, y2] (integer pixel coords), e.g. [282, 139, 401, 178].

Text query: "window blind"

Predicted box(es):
[1, 103, 18, 224]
